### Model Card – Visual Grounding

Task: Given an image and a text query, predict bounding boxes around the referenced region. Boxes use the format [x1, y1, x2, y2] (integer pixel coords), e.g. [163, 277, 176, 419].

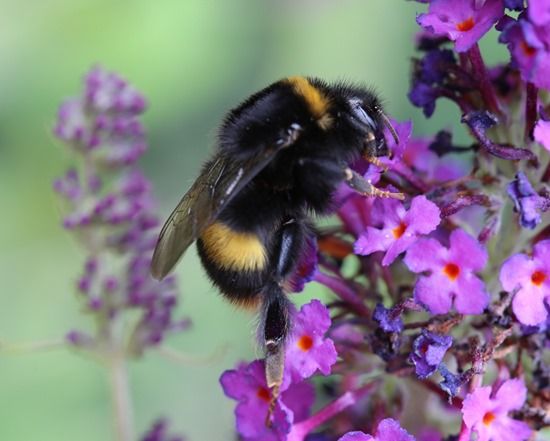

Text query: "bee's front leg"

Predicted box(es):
[344, 168, 405, 200]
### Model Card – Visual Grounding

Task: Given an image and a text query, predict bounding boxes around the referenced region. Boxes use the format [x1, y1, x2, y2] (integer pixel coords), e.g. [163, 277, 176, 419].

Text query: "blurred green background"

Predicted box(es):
[0, 1, 513, 440]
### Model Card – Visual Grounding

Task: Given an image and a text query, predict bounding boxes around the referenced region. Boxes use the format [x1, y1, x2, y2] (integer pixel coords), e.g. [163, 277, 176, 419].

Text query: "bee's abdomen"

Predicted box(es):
[197, 222, 270, 307]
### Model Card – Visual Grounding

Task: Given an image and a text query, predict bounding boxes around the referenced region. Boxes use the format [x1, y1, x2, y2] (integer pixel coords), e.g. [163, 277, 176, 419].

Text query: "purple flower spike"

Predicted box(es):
[285, 300, 337, 382]
[220, 360, 315, 441]
[507, 172, 547, 229]
[462, 379, 532, 441]
[500, 240, 550, 325]
[410, 330, 453, 378]
[417, 0, 504, 52]
[404, 229, 489, 314]
[354, 195, 441, 266]
[338, 419, 415, 441]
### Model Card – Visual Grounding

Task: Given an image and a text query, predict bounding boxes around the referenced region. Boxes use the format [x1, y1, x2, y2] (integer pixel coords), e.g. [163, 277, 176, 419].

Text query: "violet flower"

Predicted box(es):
[354, 195, 441, 266]
[285, 300, 338, 382]
[220, 360, 315, 441]
[507, 171, 549, 229]
[462, 379, 532, 441]
[417, 0, 504, 53]
[499, 16, 550, 90]
[410, 330, 453, 379]
[500, 239, 550, 326]
[373, 304, 404, 333]
[404, 229, 489, 315]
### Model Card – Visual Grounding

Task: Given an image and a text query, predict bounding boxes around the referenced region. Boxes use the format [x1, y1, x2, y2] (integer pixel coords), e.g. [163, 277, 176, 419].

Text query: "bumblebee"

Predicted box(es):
[151, 76, 402, 403]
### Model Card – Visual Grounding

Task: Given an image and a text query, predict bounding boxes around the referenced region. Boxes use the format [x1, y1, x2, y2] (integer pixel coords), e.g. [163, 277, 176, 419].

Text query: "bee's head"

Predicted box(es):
[347, 97, 398, 159]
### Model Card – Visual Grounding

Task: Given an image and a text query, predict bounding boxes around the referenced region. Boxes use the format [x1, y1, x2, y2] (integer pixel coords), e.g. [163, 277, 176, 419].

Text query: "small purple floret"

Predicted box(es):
[285, 300, 338, 382]
[354, 195, 441, 266]
[417, 0, 504, 52]
[507, 172, 546, 229]
[462, 379, 532, 441]
[404, 228, 489, 315]
[410, 330, 453, 378]
[500, 239, 550, 326]
[373, 304, 404, 333]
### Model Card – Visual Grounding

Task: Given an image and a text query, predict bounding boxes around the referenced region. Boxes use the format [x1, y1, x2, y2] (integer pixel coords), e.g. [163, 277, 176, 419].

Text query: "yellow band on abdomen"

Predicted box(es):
[200, 222, 267, 271]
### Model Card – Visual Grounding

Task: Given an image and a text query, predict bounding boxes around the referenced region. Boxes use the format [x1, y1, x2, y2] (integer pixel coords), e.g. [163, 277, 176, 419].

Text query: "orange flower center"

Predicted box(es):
[419, 341, 430, 354]
[482, 411, 496, 426]
[392, 222, 407, 239]
[531, 270, 547, 286]
[520, 40, 537, 56]
[256, 387, 271, 403]
[443, 263, 460, 281]
[456, 17, 475, 32]
[297, 335, 314, 351]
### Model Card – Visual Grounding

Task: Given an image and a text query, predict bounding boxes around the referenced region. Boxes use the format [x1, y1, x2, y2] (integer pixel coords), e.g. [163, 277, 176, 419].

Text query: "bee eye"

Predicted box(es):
[349, 99, 376, 130]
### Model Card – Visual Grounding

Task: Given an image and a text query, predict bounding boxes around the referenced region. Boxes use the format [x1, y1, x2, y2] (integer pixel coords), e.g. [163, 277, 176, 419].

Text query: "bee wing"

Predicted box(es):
[151, 149, 278, 280]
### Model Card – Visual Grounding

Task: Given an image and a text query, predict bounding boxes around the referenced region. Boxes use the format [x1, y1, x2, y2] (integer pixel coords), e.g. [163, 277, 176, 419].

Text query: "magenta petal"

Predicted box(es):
[448, 229, 488, 271]
[490, 417, 532, 441]
[455, 274, 489, 314]
[375, 419, 415, 441]
[462, 386, 494, 429]
[405, 195, 441, 235]
[414, 274, 453, 314]
[220, 363, 256, 400]
[499, 253, 533, 291]
[404, 238, 446, 273]
[338, 432, 374, 441]
[281, 381, 315, 422]
[534, 119, 550, 152]
[354, 227, 394, 256]
[494, 379, 527, 413]
[529, 0, 550, 26]
[533, 239, 550, 271]
[382, 235, 417, 266]
[512, 285, 548, 325]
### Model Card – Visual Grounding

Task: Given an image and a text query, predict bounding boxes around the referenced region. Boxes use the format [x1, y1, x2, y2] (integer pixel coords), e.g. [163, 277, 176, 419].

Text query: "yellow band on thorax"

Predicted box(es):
[286, 76, 332, 129]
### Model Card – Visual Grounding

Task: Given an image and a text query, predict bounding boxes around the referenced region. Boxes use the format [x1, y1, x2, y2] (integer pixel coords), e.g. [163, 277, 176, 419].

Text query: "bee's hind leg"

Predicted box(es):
[260, 217, 306, 426]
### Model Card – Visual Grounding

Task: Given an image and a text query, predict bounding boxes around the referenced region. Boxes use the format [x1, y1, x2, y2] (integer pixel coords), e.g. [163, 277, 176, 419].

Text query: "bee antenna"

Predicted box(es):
[377, 108, 400, 145]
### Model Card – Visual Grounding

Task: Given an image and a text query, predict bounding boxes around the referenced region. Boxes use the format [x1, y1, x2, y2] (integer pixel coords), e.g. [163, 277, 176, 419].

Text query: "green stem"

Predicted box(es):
[109, 355, 134, 441]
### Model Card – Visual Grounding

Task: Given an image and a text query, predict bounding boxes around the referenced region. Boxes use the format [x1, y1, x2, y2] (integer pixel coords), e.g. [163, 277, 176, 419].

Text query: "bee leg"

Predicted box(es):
[262, 281, 290, 427]
[344, 167, 405, 200]
[363, 154, 388, 171]
[262, 218, 305, 426]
